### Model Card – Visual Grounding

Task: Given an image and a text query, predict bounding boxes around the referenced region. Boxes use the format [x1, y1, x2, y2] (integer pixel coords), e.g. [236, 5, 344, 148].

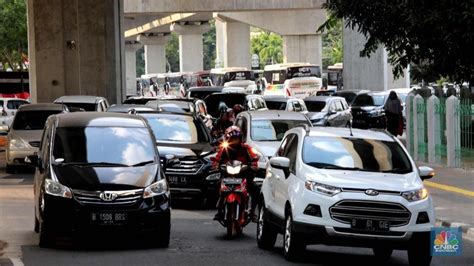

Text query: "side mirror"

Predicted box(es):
[25, 154, 39, 167]
[418, 166, 435, 180]
[270, 157, 290, 178]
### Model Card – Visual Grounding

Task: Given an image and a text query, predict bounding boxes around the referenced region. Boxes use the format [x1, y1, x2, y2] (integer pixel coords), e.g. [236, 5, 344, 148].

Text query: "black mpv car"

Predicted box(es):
[29, 113, 170, 247]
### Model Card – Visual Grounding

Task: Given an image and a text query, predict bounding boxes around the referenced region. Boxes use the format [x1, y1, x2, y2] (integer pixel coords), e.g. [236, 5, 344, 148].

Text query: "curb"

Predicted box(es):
[435, 218, 474, 238]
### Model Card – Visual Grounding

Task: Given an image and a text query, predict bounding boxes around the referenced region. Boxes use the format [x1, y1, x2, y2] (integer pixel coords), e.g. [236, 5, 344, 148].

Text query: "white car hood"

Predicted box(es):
[306, 167, 423, 191]
[253, 141, 280, 157]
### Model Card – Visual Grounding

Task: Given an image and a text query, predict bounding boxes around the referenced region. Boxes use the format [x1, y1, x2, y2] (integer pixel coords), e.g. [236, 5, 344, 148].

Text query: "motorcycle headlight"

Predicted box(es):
[226, 165, 242, 175]
[401, 188, 428, 202]
[206, 172, 221, 181]
[305, 181, 341, 196]
[143, 179, 169, 198]
[44, 179, 72, 198]
[9, 138, 29, 150]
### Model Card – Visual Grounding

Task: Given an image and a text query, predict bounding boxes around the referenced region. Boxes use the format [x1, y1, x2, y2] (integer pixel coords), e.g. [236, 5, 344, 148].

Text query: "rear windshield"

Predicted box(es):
[189, 91, 217, 100]
[7, 100, 29, 110]
[334, 92, 357, 104]
[265, 101, 287, 110]
[352, 94, 386, 107]
[287, 66, 321, 79]
[123, 98, 155, 105]
[63, 102, 96, 112]
[251, 119, 309, 141]
[12, 111, 61, 130]
[304, 101, 326, 112]
[205, 94, 246, 118]
[142, 114, 209, 143]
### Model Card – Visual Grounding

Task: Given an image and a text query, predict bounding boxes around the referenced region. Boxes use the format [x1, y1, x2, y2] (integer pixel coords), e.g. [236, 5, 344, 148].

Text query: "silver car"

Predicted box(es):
[0, 97, 30, 132]
[53, 95, 109, 112]
[5, 104, 68, 173]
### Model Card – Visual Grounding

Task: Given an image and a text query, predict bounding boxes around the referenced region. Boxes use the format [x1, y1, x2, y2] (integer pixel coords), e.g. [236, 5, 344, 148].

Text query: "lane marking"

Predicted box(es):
[425, 181, 474, 197]
[10, 258, 24, 266]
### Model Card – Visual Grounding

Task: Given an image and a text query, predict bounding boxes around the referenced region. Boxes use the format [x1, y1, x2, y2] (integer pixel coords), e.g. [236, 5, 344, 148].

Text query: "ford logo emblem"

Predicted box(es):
[365, 189, 379, 196]
[100, 192, 118, 201]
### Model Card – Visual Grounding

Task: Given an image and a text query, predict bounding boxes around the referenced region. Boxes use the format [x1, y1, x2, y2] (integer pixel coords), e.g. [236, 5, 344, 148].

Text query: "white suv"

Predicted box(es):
[257, 126, 435, 265]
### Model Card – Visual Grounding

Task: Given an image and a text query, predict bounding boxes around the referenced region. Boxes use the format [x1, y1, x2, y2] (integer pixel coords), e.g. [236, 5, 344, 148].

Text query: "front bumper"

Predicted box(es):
[40, 192, 171, 235]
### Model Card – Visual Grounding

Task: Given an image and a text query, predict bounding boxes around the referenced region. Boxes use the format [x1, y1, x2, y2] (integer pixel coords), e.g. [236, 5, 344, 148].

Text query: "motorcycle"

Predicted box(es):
[216, 160, 251, 238]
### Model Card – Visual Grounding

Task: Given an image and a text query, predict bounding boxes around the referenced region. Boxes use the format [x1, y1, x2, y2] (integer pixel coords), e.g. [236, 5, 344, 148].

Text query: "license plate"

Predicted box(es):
[351, 219, 390, 231]
[91, 212, 127, 225]
[168, 176, 186, 184]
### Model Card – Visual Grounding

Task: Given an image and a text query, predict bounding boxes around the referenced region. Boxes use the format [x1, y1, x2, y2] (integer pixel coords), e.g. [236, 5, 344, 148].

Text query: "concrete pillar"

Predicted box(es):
[446, 96, 461, 167]
[215, 19, 225, 68]
[26, 0, 125, 104]
[137, 34, 168, 74]
[223, 21, 250, 68]
[343, 25, 409, 91]
[282, 35, 322, 67]
[125, 41, 142, 96]
[171, 23, 210, 72]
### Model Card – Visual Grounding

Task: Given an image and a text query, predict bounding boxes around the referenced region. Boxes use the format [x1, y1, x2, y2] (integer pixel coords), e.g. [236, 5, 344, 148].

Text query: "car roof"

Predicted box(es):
[107, 104, 154, 113]
[17, 103, 66, 112]
[304, 127, 394, 142]
[304, 96, 345, 102]
[263, 96, 297, 102]
[0, 97, 29, 101]
[54, 95, 105, 103]
[55, 112, 147, 128]
[188, 86, 224, 92]
[243, 110, 309, 121]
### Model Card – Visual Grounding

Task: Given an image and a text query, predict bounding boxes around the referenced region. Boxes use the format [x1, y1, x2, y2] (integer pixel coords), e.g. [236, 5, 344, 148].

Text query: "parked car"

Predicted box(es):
[257, 126, 435, 265]
[332, 90, 370, 106]
[204, 93, 267, 118]
[235, 110, 311, 185]
[263, 96, 308, 114]
[5, 104, 68, 173]
[187, 86, 224, 100]
[29, 112, 170, 247]
[106, 104, 155, 113]
[0, 97, 30, 132]
[304, 96, 352, 127]
[351, 92, 387, 129]
[138, 111, 218, 207]
[53, 95, 109, 112]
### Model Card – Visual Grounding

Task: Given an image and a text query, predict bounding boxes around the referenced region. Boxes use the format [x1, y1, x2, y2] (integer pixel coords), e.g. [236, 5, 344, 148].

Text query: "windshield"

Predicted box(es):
[142, 114, 208, 143]
[205, 94, 246, 118]
[304, 101, 326, 112]
[63, 102, 96, 111]
[287, 66, 321, 79]
[373, 95, 386, 106]
[123, 98, 155, 105]
[225, 71, 253, 82]
[251, 119, 308, 141]
[302, 136, 412, 173]
[265, 101, 287, 110]
[189, 91, 217, 99]
[12, 111, 61, 130]
[53, 127, 156, 165]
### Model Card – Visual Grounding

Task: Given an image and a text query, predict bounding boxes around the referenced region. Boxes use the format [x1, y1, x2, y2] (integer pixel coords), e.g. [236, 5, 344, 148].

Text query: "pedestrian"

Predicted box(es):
[384, 91, 403, 136]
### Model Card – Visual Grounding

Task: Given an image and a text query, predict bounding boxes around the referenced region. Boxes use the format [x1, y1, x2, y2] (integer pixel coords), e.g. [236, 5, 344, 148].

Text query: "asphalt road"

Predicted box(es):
[0, 171, 473, 265]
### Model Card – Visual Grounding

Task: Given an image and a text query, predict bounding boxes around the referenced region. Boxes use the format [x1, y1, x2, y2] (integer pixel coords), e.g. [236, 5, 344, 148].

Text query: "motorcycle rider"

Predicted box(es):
[211, 108, 235, 139]
[212, 126, 260, 222]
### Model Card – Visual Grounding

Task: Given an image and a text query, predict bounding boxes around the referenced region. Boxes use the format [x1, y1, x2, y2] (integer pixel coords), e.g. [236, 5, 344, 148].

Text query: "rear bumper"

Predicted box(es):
[6, 149, 36, 165]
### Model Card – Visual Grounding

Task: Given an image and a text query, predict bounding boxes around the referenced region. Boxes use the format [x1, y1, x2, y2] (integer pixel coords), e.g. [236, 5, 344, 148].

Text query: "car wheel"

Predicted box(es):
[373, 246, 393, 262]
[256, 203, 277, 250]
[283, 211, 305, 261]
[34, 211, 39, 233]
[407, 233, 432, 266]
[38, 219, 53, 248]
[6, 165, 16, 174]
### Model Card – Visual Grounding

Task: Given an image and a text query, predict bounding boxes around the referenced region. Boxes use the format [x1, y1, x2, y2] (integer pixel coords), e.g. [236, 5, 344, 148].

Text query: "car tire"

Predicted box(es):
[283, 211, 305, 261]
[256, 203, 277, 250]
[38, 220, 54, 248]
[34, 212, 39, 233]
[373, 246, 393, 262]
[407, 233, 432, 266]
[6, 165, 16, 174]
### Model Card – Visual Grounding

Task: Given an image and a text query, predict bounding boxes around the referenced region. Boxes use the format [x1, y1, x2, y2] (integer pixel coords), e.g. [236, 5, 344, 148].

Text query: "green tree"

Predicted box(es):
[136, 47, 145, 76]
[321, 17, 343, 69]
[321, 0, 474, 83]
[203, 21, 216, 70]
[165, 33, 180, 72]
[0, 0, 28, 71]
[251, 30, 283, 68]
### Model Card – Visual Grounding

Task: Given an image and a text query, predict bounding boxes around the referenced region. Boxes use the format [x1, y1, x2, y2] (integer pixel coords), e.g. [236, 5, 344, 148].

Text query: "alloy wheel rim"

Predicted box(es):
[257, 207, 264, 240]
[284, 216, 291, 253]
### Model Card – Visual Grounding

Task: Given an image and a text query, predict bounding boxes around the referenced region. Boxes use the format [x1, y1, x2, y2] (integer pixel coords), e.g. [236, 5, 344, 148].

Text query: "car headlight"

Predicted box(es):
[305, 181, 341, 196]
[206, 172, 221, 181]
[44, 179, 72, 198]
[9, 138, 29, 150]
[369, 108, 384, 117]
[401, 188, 428, 202]
[143, 179, 169, 198]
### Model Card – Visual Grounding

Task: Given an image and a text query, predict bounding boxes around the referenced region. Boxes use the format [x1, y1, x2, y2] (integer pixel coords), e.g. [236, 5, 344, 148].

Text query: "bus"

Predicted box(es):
[210, 67, 255, 88]
[262, 63, 323, 98]
[140, 72, 193, 96]
[327, 63, 343, 91]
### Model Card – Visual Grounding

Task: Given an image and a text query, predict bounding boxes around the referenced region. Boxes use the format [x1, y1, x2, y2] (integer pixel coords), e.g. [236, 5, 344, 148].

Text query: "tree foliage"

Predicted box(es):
[321, 0, 474, 82]
[322, 17, 343, 69]
[203, 21, 216, 70]
[251, 30, 283, 68]
[0, 0, 28, 71]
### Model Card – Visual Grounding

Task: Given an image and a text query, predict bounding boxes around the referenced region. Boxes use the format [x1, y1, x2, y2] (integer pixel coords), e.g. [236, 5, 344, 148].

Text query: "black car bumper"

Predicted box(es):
[40, 193, 170, 235]
[167, 171, 220, 201]
[352, 115, 386, 129]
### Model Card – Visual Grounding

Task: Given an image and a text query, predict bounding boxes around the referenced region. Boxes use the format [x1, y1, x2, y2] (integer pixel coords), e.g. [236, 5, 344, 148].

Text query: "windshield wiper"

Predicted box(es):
[306, 162, 368, 171]
[131, 160, 155, 167]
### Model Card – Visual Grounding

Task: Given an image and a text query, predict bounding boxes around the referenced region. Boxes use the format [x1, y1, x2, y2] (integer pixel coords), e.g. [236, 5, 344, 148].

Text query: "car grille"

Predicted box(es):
[72, 189, 143, 205]
[329, 200, 411, 227]
[165, 157, 204, 175]
[29, 141, 40, 148]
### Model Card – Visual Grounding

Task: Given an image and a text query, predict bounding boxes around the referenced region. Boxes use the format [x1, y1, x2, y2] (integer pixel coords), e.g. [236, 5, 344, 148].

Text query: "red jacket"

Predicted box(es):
[213, 143, 259, 169]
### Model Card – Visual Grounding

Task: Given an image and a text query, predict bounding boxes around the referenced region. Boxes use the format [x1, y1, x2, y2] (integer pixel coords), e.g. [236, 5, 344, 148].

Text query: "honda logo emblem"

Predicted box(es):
[365, 189, 379, 196]
[100, 192, 117, 201]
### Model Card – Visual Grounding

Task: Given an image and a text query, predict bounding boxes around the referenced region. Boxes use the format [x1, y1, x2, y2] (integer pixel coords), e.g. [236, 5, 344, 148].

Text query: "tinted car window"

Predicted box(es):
[304, 101, 326, 112]
[205, 94, 246, 118]
[302, 136, 412, 173]
[62, 102, 97, 111]
[12, 111, 62, 130]
[352, 94, 373, 106]
[142, 114, 208, 143]
[123, 98, 155, 105]
[265, 101, 287, 110]
[334, 92, 357, 104]
[53, 127, 156, 165]
[251, 119, 308, 141]
[7, 100, 28, 110]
